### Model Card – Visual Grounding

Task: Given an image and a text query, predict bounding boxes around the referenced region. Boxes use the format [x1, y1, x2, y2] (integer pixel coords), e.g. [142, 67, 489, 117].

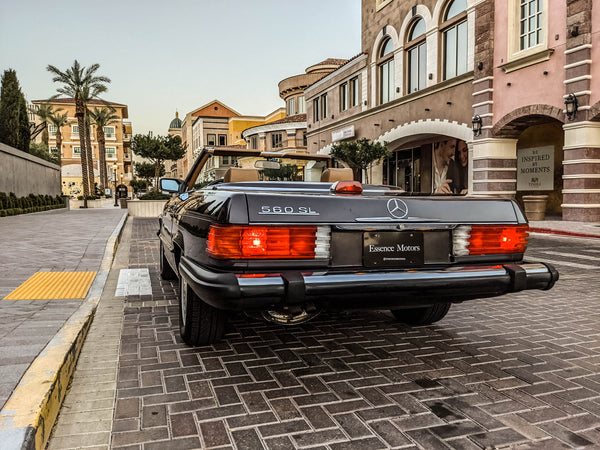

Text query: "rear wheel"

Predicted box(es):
[391, 303, 451, 325]
[179, 275, 226, 346]
[159, 241, 177, 280]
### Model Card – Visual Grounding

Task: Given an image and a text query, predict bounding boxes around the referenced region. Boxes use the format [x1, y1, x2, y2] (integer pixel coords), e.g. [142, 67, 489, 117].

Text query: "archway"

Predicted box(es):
[374, 119, 472, 193]
[493, 106, 565, 217]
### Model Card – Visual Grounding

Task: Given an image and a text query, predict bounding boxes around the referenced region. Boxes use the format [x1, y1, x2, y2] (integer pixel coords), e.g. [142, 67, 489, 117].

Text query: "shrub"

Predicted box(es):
[140, 191, 171, 200]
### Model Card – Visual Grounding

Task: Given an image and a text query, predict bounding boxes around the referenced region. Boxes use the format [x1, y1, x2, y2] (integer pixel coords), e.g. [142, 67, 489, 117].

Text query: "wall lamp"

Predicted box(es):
[565, 93, 578, 121]
[472, 115, 482, 136]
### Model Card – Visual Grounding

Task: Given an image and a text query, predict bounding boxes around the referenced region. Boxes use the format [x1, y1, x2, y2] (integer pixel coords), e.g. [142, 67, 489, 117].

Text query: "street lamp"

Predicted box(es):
[113, 164, 118, 207]
[472, 115, 482, 136]
[564, 93, 578, 121]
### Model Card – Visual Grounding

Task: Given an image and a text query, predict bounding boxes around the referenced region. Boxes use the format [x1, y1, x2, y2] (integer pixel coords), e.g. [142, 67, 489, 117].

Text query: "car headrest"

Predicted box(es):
[223, 168, 260, 183]
[320, 168, 354, 182]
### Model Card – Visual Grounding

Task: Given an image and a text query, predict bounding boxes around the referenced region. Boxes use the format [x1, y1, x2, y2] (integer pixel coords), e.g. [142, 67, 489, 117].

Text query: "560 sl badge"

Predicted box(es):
[259, 206, 319, 216]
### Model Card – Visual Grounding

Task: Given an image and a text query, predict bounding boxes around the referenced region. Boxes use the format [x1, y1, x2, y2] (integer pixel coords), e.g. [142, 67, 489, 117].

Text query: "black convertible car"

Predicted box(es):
[159, 148, 558, 346]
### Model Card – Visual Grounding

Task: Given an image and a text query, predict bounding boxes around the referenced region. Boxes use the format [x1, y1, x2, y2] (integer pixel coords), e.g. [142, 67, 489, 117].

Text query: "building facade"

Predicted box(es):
[306, 0, 599, 221]
[306, 0, 475, 196]
[242, 59, 348, 157]
[31, 98, 132, 197]
[473, 0, 600, 221]
[178, 101, 241, 179]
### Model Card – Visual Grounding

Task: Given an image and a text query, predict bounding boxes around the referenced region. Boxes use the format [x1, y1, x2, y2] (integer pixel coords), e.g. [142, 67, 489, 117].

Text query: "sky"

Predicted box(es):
[0, 0, 362, 136]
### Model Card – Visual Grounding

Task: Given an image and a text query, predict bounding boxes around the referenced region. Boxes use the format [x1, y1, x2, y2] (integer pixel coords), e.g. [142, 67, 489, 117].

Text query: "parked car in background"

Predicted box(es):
[158, 148, 558, 346]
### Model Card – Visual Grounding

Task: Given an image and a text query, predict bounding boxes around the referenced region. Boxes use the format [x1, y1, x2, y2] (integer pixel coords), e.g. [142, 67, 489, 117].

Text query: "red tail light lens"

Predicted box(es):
[467, 225, 529, 255]
[207, 225, 318, 259]
[333, 181, 363, 194]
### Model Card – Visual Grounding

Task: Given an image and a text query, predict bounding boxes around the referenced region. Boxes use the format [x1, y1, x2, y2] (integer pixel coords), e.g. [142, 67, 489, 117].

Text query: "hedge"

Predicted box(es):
[0, 192, 66, 217]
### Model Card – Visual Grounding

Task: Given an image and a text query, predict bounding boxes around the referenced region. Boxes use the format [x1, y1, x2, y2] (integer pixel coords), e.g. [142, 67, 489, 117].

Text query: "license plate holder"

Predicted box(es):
[363, 231, 424, 267]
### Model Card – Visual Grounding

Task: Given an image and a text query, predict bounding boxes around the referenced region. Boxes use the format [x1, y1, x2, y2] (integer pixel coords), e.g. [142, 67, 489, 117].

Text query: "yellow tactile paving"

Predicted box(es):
[4, 271, 97, 300]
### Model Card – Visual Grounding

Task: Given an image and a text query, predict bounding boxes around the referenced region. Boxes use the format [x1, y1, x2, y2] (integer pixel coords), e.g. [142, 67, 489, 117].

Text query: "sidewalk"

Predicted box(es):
[0, 208, 597, 449]
[0, 205, 127, 450]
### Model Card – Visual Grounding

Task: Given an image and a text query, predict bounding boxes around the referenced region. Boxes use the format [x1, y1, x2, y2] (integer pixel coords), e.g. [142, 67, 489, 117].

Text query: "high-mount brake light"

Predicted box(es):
[453, 225, 529, 256]
[207, 225, 330, 260]
[333, 181, 363, 194]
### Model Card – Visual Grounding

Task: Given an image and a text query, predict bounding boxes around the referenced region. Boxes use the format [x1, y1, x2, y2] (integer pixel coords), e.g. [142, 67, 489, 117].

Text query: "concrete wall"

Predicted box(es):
[0, 143, 61, 197]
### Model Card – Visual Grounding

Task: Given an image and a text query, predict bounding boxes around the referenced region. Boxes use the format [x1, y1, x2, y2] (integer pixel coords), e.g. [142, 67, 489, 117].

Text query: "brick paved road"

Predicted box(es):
[56, 218, 600, 449]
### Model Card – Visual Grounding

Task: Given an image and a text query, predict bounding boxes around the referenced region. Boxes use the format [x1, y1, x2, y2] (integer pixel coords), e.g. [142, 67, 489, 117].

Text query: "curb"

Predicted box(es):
[529, 227, 600, 239]
[0, 212, 128, 450]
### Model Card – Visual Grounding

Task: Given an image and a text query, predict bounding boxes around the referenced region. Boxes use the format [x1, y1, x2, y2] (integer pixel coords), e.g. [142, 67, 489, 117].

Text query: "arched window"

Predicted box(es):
[406, 18, 427, 93]
[441, 0, 467, 80]
[378, 37, 395, 104]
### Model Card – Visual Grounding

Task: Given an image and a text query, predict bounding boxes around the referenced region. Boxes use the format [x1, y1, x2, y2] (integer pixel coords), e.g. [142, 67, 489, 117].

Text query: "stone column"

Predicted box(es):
[471, 138, 518, 198]
[564, 0, 592, 121]
[562, 122, 600, 221]
[472, 0, 494, 139]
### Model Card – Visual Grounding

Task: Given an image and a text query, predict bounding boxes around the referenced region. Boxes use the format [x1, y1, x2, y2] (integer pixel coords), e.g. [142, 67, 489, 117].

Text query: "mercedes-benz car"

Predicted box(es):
[158, 147, 558, 346]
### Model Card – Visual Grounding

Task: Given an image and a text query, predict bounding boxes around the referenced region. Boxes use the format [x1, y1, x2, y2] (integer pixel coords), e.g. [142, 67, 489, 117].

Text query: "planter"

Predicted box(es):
[68, 198, 110, 209]
[127, 199, 168, 217]
[522, 195, 548, 221]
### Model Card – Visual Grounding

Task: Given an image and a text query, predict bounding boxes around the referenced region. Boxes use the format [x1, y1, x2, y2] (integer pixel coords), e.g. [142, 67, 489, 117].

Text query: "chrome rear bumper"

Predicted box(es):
[179, 258, 558, 311]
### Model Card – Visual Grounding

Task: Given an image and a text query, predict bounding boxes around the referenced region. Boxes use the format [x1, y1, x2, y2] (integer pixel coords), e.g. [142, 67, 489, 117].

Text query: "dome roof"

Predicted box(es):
[169, 111, 182, 129]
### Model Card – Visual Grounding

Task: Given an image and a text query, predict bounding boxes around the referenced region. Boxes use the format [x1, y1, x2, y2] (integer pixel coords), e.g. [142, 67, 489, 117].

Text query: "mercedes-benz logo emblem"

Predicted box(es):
[387, 198, 408, 219]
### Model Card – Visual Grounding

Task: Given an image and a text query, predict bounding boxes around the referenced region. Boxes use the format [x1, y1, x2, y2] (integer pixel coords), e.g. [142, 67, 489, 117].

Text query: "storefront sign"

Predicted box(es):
[332, 125, 355, 142]
[517, 146, 554, 191]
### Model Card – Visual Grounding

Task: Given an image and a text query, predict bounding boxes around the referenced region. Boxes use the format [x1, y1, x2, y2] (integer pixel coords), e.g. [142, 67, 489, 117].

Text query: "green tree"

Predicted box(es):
[48, 110, 68, 160]
[47, 60, 110, 203]
[330, 138, 390, 183]
[89, 106, 119, 190]
[134, 162, 164, 191]
[129, 178, 147, 195]
[262, 163, 299, 181]
[0, 69, 30, 151]
[131, 134, 185, 191]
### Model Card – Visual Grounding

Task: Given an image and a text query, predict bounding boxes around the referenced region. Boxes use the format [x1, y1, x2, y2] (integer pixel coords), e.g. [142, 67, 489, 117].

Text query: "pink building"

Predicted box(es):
[474, 0, 600, 221]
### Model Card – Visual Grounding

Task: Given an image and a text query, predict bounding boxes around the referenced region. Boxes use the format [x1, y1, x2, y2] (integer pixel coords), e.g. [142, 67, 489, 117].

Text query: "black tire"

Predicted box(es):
[179, 275, 226, 346]
[391, 303, 451, 325]
[159, 241, 177, 280]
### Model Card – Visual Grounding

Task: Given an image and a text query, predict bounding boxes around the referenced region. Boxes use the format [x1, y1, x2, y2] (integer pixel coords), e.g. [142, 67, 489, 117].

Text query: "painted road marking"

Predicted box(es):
[115, 268, 152, 296]
[4, 272, 97, 300]
[528, 257, 598, 270]
[538, 250, 600, 262]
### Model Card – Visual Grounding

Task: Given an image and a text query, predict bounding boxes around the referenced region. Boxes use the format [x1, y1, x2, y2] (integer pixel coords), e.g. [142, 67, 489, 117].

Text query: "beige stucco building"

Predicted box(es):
[31, 98, 132, 197]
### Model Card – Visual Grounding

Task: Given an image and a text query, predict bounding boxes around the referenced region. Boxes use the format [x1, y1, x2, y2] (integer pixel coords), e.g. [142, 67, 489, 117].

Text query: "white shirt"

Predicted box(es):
[433, 162, 448, 192]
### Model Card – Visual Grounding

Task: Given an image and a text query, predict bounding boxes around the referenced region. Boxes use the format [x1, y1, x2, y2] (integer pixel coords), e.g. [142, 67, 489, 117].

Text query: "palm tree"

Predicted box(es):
[31, 103, 62, 148]
[89, 107, 119, 190]
[47, 60, 110, 203]
[47, 110, 68, 159]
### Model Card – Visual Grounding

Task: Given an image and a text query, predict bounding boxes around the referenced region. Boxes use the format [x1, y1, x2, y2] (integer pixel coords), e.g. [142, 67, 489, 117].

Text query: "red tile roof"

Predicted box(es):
[266, 114, 307, 125]
[33, 97, 127, 107]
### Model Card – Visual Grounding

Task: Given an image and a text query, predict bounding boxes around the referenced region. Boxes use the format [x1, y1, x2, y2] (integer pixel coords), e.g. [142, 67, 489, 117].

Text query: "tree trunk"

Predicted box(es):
[55, 129, 62, 154]
[84, 113, 95, 196]
[97, 128, 107, 190]
[154, 160, 161, 192]
[75, 103, 89, 206]
[42, 127, 49, 148]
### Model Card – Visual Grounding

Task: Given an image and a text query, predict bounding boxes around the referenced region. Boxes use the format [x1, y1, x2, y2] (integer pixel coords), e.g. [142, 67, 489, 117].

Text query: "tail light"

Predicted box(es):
[453, 225, 529, 256]
[207, 225, 330, 260]
[332, 181, 363, 194]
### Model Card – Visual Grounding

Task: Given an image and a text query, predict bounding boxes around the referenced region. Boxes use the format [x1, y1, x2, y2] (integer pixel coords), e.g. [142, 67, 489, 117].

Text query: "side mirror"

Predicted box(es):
[160, 178, 182, 193]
